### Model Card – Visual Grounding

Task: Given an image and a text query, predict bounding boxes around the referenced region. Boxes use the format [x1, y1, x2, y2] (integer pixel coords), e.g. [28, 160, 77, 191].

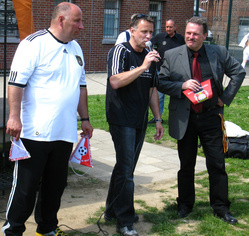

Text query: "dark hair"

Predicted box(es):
[186, 16, 208, 35]
[129, 14, 154, 29]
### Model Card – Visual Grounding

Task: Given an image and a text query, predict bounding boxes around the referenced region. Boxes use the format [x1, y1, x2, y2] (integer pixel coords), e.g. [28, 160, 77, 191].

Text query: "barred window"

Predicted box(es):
[103, 0, 120, 44]
[149, 1, 162, 36]
[0, 0, 19, 42]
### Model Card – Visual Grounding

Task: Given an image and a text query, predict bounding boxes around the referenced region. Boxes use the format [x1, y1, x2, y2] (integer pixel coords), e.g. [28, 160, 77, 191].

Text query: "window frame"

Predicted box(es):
[0, 0, 19, 43]
[149, 1, 163, 36]
[102, 0, 120, 44]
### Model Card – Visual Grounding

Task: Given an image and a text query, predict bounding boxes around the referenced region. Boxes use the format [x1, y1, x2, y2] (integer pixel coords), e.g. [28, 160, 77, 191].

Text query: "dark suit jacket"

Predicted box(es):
[158, 44, 246, 140]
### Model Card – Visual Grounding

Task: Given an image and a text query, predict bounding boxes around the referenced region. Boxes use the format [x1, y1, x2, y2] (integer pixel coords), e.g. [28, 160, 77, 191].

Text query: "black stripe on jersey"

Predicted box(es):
[8, 82, 26, 88]
[8, 71, 26, 87]
[80, 85, 86, 88]
[26, 29, 48, 42]
[9, 71, 17, 83]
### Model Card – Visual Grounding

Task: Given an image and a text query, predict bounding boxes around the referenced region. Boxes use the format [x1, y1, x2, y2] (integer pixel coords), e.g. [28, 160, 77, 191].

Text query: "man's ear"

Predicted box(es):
[58, 15, 64, 27]
[130, 27, 135, 36]
[203, 33, 208, 41]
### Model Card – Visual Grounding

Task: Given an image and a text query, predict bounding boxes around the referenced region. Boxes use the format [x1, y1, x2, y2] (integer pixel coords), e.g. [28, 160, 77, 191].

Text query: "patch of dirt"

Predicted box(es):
[0, 170, 194, 236]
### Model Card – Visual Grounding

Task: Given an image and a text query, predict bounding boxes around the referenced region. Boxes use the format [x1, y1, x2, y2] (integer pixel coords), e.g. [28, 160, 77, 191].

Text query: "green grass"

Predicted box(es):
[71, 86, 249, 235]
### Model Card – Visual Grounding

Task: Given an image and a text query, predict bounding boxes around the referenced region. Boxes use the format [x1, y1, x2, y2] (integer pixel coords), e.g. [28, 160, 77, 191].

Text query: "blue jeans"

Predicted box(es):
[105, 124, 146, 227]
[158, 91, 165, 117]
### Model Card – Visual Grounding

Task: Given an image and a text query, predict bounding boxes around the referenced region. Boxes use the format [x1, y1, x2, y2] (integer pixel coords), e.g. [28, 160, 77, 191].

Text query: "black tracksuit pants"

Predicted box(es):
[2, 139, 73, 236]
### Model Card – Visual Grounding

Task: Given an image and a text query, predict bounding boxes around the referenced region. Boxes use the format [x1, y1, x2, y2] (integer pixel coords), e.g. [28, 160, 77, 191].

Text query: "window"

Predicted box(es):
[0, 0, 19, 43]
[238, 17, 249, 44]
[103, 0, 120, 44]
[149, 1, 162, 36]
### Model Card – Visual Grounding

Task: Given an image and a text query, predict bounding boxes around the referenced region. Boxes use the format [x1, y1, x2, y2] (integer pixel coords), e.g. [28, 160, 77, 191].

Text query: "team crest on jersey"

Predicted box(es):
[76, 55, 83, 66]
[163, 41, 167, 45]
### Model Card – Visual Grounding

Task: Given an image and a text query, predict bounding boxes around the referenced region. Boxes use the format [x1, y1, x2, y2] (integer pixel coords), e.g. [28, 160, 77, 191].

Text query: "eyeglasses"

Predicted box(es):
[130, 13, 153, 27]
[132, 14, 147, 21]
[136, 14, 146, 18]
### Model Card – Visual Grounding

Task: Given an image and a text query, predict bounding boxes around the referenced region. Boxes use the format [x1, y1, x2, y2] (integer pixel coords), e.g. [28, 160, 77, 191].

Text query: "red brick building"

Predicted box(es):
[199, 0, 249, 45]
[1, 0, 194, 72]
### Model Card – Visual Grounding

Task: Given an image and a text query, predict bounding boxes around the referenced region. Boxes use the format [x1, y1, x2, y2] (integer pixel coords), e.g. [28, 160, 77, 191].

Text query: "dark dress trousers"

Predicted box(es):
[158, 44, 245, 214]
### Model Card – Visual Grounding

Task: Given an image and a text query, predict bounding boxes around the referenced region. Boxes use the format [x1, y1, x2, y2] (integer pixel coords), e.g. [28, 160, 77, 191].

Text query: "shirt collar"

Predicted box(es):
[165, 31, 177, 39]
[187, 44, 206, 58]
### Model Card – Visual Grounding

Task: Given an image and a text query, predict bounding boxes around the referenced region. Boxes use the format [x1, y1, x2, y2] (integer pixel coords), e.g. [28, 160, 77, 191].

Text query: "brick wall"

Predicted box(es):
[1, 0, 194, 72]
[0, 44, 18, 71]
[162, 0, 194, 35]
[200, 0, 249, 45]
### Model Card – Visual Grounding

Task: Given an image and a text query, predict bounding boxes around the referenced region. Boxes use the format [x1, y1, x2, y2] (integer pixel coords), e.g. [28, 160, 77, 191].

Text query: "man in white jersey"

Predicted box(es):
[2, 2, 93, 236]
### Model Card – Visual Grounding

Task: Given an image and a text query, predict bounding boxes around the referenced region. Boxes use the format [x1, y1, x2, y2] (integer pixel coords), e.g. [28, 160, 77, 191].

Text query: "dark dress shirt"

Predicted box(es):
[151, 32, 185, 70]
[187, 45, 219, 111]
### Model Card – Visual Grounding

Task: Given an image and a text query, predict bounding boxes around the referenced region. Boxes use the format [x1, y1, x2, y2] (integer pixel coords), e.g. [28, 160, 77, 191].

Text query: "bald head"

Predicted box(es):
[51, 2, 78, 21]
[49, 2, 83, 43]
[165, 19, 176, 37]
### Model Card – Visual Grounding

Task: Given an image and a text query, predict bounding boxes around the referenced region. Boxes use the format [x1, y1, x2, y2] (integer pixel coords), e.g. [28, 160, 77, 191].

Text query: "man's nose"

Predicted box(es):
[189, 33, 195, 38]
[146, 32, 153, 38]
[79, 22, 84, 30]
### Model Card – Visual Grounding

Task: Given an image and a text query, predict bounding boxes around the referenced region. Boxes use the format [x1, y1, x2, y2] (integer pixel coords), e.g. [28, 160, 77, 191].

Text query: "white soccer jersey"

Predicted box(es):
[8, 29, 86, 143]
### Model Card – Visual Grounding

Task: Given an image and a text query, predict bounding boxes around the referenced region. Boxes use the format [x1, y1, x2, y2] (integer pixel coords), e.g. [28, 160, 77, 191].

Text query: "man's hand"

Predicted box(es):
[6, 117, 22, 141]
[142, 50, 161, 71]
[154, 122, 164, 140]
[217, 97, 224, 107]
[80, 121, 93, 139]
[182, 79, 201, 92]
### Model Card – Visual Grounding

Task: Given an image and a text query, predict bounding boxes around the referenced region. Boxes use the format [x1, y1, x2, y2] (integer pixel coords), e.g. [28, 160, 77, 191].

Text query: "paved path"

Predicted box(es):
[71, 129, 206, 185]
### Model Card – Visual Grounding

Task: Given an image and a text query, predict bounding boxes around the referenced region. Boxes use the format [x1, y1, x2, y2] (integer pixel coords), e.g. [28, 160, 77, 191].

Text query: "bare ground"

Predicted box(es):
[0, 170, 180, 236]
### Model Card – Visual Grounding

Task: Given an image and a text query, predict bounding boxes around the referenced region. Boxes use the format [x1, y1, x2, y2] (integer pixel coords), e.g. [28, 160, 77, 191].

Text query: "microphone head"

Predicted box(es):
[145, 41, 152, 49]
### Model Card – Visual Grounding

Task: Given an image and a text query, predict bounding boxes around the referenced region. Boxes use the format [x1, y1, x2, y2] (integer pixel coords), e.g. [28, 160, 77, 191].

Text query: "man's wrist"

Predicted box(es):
[80, 117, 89, 122]
[155, 118, 163, 123]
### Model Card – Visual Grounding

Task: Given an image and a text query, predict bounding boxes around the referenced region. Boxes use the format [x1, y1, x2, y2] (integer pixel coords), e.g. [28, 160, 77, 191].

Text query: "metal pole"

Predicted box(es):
[226, 0, 233, 49]
[2, 0, 7, 161]
[195, 0, 199, 16]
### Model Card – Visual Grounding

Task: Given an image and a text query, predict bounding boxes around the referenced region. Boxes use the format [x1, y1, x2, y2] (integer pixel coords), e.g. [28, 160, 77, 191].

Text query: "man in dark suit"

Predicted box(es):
[158, 16, 246, 224]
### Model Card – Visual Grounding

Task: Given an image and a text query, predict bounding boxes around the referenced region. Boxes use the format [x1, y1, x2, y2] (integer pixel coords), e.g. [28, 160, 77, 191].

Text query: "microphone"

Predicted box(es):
[145, 41, 153, 51]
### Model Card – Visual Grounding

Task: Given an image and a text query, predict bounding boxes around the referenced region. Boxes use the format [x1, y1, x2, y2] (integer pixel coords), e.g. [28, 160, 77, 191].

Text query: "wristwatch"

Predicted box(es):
[80, 117, 89, 121]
